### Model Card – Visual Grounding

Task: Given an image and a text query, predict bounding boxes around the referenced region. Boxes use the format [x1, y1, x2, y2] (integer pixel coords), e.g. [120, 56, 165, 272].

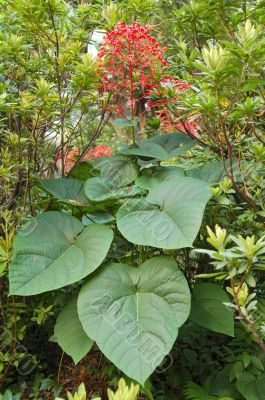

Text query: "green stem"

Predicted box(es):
[131, 124, 136, 146]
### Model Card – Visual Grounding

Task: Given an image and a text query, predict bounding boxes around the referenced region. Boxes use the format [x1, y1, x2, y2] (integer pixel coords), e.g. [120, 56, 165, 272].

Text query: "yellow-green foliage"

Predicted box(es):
[107, 379, 139, 400]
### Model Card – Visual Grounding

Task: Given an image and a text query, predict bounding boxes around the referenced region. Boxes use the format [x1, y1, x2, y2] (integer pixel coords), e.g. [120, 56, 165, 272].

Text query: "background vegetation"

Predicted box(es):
[0, 0, 264, 399]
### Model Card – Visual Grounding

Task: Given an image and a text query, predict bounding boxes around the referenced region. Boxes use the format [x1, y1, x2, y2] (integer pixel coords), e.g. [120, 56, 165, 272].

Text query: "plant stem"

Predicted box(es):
[131, 124, 136, 146]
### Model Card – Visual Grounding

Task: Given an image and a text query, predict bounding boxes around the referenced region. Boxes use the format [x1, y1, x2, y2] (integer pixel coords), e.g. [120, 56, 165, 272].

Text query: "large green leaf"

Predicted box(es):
[135, 160, 227, 190]
[236, 373, 265, 400]
[70, 161, 95, 181]
[147, 132, 194, 156]
[189, 283, 234, 336]
[9, 212, 113, 295]
[120, 142, 170, 160]
[84, 177, 144, 202]
[93, 155, 138, 186]
[40, 178, 90, 206]
[54, 295, 93, 364]
[185, 161, 226, 184]
[119, 133, 194, 161]
[136, 166, 185, 190]
[78, 256, 191, 385]
[117, 177, 211, 249]
[82, 213, 115, 225]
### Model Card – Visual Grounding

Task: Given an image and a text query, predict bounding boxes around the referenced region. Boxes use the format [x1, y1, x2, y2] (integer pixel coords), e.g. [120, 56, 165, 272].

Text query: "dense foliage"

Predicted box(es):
[0, 0, 264, 399]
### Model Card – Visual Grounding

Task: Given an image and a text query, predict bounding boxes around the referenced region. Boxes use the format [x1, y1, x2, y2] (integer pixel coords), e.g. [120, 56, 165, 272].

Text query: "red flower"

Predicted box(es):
[55, 145, 112, 172]
[84, 145, 112, 160]
[55, 147, 80, 173]
[97, 21, 197, 137]
[98, 21, 168, 114]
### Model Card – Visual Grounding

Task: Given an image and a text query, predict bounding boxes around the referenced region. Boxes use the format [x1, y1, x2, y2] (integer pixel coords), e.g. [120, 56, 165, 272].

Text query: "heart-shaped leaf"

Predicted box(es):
[136, 166, 185, 190]
[82, 213, 115, 225]
[70, 161, 95, 181]
[119, 133, 194, 161]
[147, 132, 194, 157]
[40, 178, 90, 206]
[236, 373, 265, 400]
[93, 156, 138, 186]
[84, 177, 144, 202]
[9, 212, 113, 295]
[120, 142, 170, 160]
[78, 256, 191, 385]
[189, 283, 234, 336]
[185, 161, 226, 184]
[117, 177, 211, 249]
[54, 295, 93, 364]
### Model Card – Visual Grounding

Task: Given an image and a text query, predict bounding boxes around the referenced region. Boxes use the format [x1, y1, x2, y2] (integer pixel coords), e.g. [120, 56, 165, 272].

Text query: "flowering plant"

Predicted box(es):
[85, 145, 113, 160]
[98, 21, 168, 119]
[10, 129, 214, 386]
[98, 24, 198, 138]
[55, 145, 112, 173]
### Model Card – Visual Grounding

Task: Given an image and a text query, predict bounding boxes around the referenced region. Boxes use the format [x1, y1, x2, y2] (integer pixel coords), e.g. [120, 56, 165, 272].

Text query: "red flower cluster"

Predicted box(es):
[97, 21, 198, 136]
[55, 147, 79, 173]
[85, 145, 112, 160]
[55, 145, 112, 173]
[98, 21, 168, 114]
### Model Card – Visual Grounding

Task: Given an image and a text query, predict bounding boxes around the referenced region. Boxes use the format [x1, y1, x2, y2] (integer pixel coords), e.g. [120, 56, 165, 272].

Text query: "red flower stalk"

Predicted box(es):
[98, 21, 168, 117]
[97, 22, 197, 137]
